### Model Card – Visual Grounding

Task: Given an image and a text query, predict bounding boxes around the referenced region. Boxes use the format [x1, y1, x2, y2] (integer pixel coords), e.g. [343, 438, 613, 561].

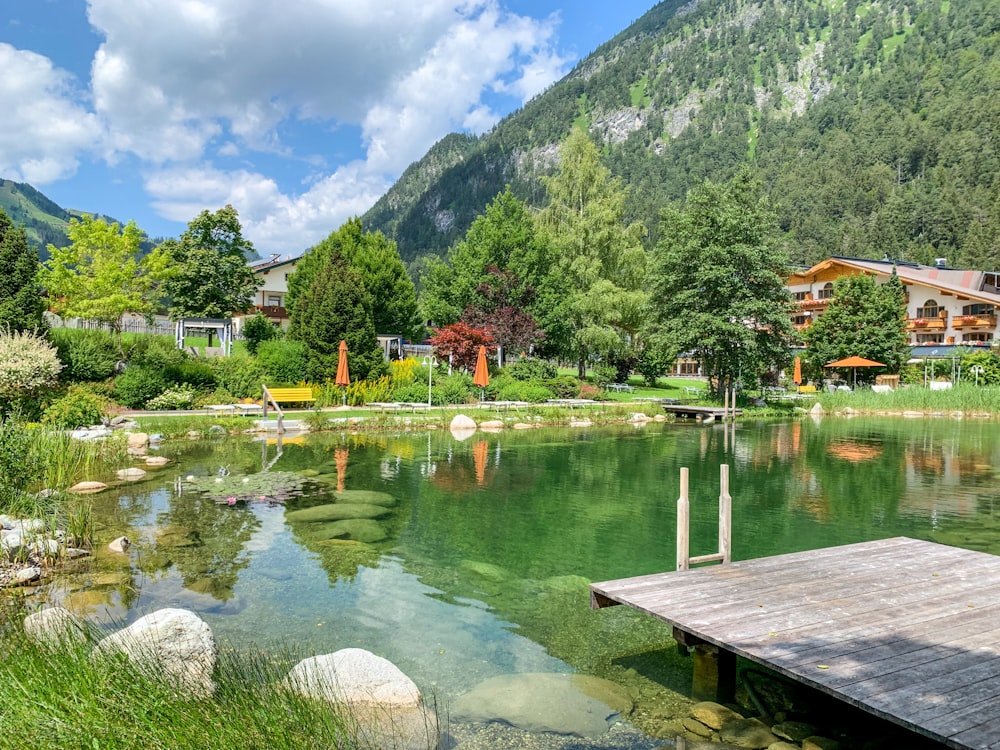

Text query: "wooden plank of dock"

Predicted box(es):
[590, 537, 1000, 750]
[662, 404, 742, 419]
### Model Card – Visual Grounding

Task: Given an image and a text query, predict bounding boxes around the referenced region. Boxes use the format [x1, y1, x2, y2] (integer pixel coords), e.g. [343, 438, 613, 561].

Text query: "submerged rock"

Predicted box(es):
[297, 519, 388, 544]
[286, 648, 437, 750]
[334, 490, 397, 507]
[68, 481, 108, 494]
[452, 673, 633, 737]
[286, 503, 391, 523]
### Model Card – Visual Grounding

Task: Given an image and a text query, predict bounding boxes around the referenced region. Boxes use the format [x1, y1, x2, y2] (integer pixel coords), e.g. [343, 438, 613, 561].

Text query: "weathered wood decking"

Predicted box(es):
[662, 404, 742, 419]
[590, 537, 1000, 750]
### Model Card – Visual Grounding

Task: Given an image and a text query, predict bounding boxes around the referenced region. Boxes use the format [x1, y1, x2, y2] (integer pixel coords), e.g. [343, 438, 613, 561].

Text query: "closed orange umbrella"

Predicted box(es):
[793, 357, 802, 386]
[473, 345, 489, 399]
[335, 447, 348, 492]
[336, 340, 350, 404]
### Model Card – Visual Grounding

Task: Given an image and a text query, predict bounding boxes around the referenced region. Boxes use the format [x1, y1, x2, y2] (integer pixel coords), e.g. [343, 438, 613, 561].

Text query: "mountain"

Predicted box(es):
[363, 0, 1000, 274]
[0, 178, 158, 259]
[0, 179, 76, 255]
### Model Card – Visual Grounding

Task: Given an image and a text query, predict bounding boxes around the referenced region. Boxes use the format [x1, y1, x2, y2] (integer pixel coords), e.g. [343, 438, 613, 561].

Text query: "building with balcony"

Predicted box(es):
[787, 257, 1000, 351]
[244, 253, 304, 329]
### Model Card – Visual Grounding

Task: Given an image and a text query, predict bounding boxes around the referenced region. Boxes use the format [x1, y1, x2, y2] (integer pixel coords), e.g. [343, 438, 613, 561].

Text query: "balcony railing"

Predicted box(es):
[951, 314, 996, 329]
[255, 304, 288, 319]
[797, 298, 830, 309]
[907, 318, 946, 331]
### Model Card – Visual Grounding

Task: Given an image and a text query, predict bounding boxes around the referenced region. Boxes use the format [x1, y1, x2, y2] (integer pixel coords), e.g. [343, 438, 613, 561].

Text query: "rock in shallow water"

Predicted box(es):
[451, 672, 634, 737]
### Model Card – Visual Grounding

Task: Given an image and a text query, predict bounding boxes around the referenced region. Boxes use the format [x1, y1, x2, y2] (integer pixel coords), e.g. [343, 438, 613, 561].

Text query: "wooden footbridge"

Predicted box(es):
[591, 537, 1000, 749]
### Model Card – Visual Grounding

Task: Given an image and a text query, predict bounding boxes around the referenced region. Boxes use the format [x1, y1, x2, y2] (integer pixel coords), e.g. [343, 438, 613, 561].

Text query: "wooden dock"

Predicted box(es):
[590, 537, 1000, 750]
[662, 404, 742, 419]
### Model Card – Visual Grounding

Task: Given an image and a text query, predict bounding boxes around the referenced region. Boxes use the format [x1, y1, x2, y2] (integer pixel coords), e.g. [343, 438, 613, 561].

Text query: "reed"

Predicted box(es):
[0, 615, 360, 750]
[817, 384, 1000, 415]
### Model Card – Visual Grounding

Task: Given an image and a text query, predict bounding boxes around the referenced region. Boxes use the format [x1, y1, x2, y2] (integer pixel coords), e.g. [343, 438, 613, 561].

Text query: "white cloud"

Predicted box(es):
[0, 44, 102, 183]
[4, 1, 574, 248]
[145, 163, 391, 253]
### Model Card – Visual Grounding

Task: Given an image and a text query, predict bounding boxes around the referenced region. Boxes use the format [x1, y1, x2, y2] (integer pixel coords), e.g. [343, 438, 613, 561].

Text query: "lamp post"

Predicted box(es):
[422, 354, 437, 407]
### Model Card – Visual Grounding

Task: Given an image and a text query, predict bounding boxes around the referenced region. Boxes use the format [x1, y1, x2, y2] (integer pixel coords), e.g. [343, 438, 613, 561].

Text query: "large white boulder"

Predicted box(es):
[93, 608, 217, 698]
[24, 606, 88, 647]
[286, 648, 437, 750]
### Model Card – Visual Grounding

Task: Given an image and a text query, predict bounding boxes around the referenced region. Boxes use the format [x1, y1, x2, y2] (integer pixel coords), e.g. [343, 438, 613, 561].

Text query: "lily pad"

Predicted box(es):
[185, 471, 319, 504]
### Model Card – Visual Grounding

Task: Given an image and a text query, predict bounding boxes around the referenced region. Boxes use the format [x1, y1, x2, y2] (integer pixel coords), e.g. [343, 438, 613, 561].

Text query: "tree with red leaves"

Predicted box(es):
[462, 266, 544, 366]
[429, 322, 494, 371]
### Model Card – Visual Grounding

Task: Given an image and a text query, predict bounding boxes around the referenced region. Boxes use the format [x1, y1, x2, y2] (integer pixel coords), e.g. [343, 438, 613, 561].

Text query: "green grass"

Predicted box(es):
[0, 612, 363, 750]
[817, 383, 1000, 414]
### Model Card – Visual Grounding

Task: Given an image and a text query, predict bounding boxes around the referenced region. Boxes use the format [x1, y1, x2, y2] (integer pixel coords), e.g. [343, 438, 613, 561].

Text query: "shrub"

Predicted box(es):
[42, 386, 107, 428]
[636, 347, 672, 387]
[0, 330, 63, 417]
[436, 372, 474, 405]
[389, 358, 419, 386]
[210, 354, 266, 399]
[0, 330, 63, 397]
[545, 376, 580, 399]
[592, 364, 616, 388]
[579, 382, 602, 399]
[164, 361, 217, 389]
[113, 366, 167, 409]
[391, 382, 431, 404]
[341, 376, 394, 406]
[146, 385, 199, 411]
[508, 358, 557, 381]
[242, 313, 279, 355]
[258, 339, 307, 384]
[496, 381, 554, 402]
[0, 418, 43, 507]
[126, 335, 187, 371]
[50, 329, 119, 382]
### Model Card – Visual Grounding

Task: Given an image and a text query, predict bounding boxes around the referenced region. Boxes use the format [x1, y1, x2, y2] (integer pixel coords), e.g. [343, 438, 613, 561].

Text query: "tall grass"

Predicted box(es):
[0, 614, 360, 749]
[818, 384, 1000, 414]
[30, 429, 129, 491]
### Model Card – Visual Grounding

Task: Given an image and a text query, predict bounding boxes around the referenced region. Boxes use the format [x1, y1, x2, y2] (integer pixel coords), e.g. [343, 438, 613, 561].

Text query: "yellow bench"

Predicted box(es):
[264, 386, 315, 404]
[797, 384, 817, 394]
[262, 385, 315, 434]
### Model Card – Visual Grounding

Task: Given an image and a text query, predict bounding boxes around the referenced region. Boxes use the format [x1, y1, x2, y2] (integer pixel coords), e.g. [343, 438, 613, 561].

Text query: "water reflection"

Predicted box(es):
[36, 419, 1000, 733]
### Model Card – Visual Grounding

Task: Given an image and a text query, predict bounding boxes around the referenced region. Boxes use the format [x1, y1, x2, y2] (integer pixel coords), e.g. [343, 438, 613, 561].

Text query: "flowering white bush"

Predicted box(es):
[0, 330, 62, 397]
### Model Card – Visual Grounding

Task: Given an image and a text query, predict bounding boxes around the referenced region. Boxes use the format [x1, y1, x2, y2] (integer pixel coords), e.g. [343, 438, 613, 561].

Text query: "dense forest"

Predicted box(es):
[362, 0, 1000, 275]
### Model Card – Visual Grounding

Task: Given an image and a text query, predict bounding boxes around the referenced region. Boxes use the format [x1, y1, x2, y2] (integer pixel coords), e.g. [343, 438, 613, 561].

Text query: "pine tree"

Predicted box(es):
[0, 209, 45, 333]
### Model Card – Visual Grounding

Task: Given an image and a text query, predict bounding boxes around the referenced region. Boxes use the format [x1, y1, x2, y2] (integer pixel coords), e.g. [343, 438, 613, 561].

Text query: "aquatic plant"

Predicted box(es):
[184, 471, 320, 504]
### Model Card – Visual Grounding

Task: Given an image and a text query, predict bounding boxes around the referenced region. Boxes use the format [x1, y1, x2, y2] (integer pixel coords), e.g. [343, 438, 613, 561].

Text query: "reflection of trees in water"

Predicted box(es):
[141, 493, 260, 601]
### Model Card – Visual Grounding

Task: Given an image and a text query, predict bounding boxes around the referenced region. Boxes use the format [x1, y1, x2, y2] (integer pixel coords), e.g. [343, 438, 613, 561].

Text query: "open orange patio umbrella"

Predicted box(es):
[335, 340, 350, 405]
[473, 345, 489, 400]
[824, 355, 885, 388]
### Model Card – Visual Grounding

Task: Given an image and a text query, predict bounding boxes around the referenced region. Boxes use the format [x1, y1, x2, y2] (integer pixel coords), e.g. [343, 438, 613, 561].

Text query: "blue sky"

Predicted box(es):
[1, 0, 656, 253]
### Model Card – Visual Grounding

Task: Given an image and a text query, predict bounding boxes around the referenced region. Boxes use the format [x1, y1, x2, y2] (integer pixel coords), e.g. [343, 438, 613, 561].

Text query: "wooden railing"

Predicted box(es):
[907, 318, 946, 331]
[952, 314, 997, 329]
[676, 465, 732, 571]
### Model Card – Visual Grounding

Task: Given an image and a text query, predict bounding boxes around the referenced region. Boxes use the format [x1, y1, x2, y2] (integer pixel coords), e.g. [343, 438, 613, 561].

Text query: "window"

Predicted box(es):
[961, 303, 995, 316]
[267, 295, 281, 307]
[817, 282, 834, 300]
[963, 332, 994, 343]
[793, 291, 809, 301]
[793, 315, 811, 327]
[678, 361, 699, 375]
[916, 299, 940, 318]
[915, 333, 943, 344]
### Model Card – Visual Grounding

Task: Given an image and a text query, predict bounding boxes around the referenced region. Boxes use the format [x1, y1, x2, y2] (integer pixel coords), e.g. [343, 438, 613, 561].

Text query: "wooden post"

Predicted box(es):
[719, 464, 732, 564]
[677, 464, 733, 569]
[676, 467, 690, 571]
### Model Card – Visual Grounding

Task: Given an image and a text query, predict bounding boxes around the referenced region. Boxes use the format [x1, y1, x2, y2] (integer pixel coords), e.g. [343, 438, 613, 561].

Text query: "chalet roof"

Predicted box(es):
[788, 257, 1000, 307]
[250, 253, 304, 273]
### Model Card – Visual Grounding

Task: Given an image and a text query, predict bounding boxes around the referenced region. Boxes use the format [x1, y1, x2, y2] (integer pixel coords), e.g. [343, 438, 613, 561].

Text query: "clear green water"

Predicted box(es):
[56, 417, 1000, 740]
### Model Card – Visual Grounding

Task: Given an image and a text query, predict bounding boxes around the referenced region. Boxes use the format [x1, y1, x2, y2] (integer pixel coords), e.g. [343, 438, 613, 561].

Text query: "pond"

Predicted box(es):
[44, 416, 1000, 744]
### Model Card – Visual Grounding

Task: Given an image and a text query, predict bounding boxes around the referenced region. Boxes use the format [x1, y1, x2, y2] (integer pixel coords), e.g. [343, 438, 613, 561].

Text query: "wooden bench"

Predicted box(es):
[797, 384, 817, 394]
[262, 385, 315, 433]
